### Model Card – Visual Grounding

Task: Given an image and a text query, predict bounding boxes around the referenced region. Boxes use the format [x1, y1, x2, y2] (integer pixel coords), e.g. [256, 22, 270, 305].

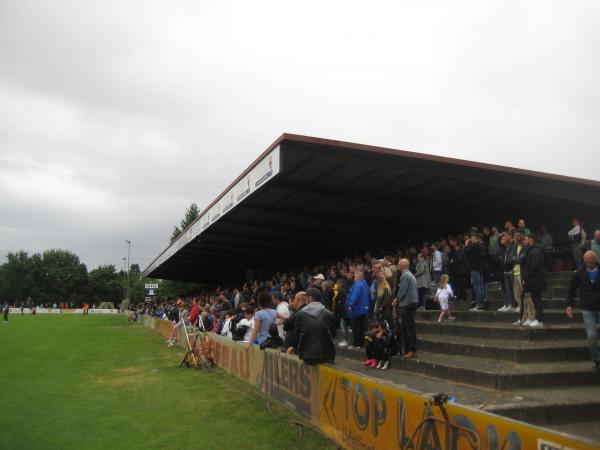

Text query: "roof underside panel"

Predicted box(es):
[143, 135, 600, 284]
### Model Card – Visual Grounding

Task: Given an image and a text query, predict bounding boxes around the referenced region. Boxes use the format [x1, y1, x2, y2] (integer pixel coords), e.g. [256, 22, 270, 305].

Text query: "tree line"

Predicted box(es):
[0, 203, 205, 307]
[0, 249, 203, 306]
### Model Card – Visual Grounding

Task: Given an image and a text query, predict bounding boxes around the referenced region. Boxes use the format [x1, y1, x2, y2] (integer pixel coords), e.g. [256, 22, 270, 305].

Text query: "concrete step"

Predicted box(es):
[484, 387, 600, 426]
[480, 298, 568, 311]
[415, 309, 580, 324]
[335, 356, 600, 442]
[415, 320, 592, 341]
[336, 347, 600, 390]
[545, 271, 576, 281]
[485, 286, 571, 299]
[484, 288, 574, 302]
[417, 333, 589, 363]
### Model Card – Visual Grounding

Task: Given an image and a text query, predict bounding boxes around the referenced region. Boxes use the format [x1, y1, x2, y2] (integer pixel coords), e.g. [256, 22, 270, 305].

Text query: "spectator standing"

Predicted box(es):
[434, 274, 455, 322]
[523, 235, 547, 328]
[393, 259, 419, 359]
[383, 256, 397, 287]
[499, 233, 518, 312]
[511, 232, 536, 326]
[538, 227, 554, 252]
[415, 252, 432, 311]
[488, 227, 501, 281]
[374, 272, 392, 323]
[246, 291, 277, 349]
[286, 287, 336, 365]
[220, 311, 235, 338]
[582, 230, 600, 260]
[431, 245, 443, 284]
[465, 234, 485, 311]
[236, 308, 255, 342]
[188, 300, 200, 328]
[272, 292, 290, 338]
[346, 272, 370, 350]
[2, 302, 8, 323]
[568, 218, 586, 270]
[333, 279, 350, 348]
[566, 251, 600, 371]
[449, 239, 468, 301]
[516, 219, 532, 236]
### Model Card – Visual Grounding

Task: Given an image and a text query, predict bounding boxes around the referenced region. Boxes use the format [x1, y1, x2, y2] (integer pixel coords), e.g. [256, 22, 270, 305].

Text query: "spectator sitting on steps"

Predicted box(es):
[362, 322, 390, 370]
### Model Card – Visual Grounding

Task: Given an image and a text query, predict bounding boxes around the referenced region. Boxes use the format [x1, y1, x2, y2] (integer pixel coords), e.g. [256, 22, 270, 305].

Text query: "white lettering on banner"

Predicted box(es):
[142, 145, 280, 277]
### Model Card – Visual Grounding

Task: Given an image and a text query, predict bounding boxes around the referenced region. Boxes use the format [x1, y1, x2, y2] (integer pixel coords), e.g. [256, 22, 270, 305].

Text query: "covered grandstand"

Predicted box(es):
[142, 134, 600, 283]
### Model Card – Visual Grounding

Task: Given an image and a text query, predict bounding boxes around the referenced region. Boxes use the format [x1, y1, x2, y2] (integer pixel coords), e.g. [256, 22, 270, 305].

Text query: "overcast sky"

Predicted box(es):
[1, 1, 599, 271]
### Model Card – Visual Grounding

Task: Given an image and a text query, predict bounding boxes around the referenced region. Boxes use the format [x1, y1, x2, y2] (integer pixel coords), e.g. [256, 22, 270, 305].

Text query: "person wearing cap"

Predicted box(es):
[313, 274, 325, 289]
[286, 288, 336, 365]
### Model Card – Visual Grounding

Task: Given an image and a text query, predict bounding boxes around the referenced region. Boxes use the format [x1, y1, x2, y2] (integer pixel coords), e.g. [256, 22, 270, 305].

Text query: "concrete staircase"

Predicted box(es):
[336, 271, 600, 435]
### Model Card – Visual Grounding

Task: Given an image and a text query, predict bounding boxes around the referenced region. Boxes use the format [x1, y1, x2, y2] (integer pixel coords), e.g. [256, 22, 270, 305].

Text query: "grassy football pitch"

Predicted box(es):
[0, 314, 333, 450]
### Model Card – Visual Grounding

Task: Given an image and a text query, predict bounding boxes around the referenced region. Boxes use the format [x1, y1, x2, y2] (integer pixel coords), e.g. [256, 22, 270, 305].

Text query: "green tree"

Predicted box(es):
[0, 251, 32, 303]
[87, 265, 122, 305]
[170, 202, 199, 243]
[40, 249, 88, 306]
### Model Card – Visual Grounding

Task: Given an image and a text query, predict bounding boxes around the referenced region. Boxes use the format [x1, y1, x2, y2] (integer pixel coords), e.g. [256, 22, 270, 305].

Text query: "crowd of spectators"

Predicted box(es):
[133, 217, 600, 372]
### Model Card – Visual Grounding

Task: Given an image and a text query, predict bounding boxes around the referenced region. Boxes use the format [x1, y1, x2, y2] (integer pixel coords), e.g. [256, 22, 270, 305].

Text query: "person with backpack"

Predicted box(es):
[286, 288, 336, 365]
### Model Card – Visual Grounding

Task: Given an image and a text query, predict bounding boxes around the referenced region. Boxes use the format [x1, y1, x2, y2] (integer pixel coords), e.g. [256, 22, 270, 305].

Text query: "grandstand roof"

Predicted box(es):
[142, 134, 600, 283]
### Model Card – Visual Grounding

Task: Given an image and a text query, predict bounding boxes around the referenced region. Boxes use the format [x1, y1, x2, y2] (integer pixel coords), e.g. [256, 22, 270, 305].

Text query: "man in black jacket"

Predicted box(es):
[465, 234, 485, 311]
[498, 233, 518, 312]
[286, 288, 336, 365]
[449, 239, 468, 301]
[523, 235, 547, 327]
[567, 250, 600, 371]
[283, 291, 306, 351]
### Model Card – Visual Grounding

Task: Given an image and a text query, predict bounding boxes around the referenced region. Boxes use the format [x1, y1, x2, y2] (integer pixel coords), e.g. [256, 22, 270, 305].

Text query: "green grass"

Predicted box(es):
[0, 314, 334, 450]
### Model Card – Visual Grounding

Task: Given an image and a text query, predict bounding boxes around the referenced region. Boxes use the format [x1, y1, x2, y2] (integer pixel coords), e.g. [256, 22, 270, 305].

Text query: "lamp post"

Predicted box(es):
[125, 240, 131, 301]
[121, 257, 127, 300]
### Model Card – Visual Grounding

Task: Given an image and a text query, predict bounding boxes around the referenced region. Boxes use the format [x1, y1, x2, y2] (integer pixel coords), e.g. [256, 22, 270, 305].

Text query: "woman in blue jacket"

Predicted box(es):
[345, 272, 370, 349]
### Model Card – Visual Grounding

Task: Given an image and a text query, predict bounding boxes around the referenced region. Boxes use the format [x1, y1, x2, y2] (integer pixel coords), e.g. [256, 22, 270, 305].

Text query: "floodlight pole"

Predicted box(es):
[126, 240, 131, 301]
[122, 257, 127, 300]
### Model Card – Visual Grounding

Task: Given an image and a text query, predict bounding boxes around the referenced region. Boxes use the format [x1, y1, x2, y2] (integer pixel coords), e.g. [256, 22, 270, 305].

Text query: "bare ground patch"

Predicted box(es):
[93, 366, 155, 386]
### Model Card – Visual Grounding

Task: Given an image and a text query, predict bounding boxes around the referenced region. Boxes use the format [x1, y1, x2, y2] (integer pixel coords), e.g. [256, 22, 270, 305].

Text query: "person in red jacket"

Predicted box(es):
[188, 300, 199, 328]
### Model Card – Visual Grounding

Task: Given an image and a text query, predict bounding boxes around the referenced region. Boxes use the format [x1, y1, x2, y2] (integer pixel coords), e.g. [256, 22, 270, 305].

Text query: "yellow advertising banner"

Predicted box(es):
[139, 318, 598, 450]
[319, 365, 598, 450]
[207, 335, 321, 425]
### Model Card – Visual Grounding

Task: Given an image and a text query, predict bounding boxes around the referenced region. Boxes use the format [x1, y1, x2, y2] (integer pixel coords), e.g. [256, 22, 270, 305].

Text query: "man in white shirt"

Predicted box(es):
[432, 245, 443, 284]
[237, 308, 255, 342]
[272, 292, 290, 338]
[568, 218, 586, 270]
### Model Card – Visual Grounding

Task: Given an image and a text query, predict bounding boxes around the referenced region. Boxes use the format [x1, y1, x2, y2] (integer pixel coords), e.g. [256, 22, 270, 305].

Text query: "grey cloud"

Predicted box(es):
[0, 0, 599, 270]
